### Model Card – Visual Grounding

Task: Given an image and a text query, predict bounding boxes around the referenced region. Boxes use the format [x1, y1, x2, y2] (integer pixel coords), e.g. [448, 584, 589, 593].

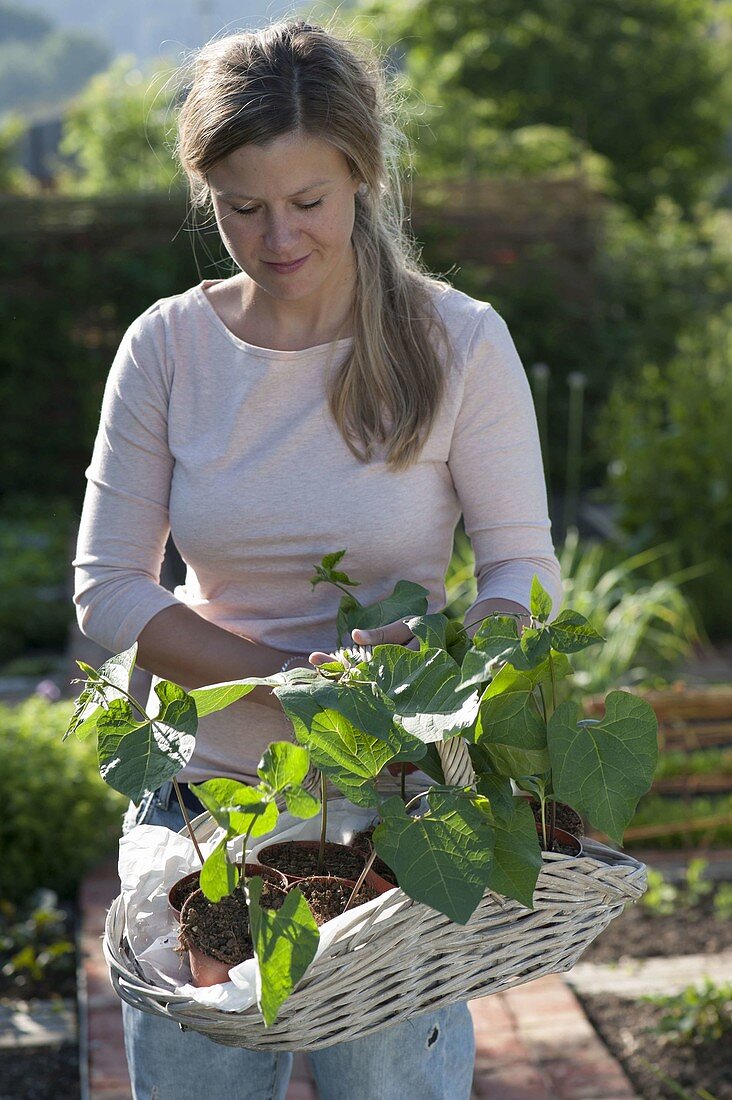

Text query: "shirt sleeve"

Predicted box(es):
[73, 304, 182, 653]
[447, 305, 563, 622]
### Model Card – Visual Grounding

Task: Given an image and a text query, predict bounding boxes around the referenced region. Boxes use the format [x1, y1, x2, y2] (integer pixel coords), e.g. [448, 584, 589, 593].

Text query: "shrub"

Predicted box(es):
[0, 698, 126, 903]
[599, 304, 732, 636]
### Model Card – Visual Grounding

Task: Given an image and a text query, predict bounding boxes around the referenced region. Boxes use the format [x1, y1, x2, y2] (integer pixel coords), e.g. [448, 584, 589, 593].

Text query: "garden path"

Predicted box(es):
[80, 860, 639, 1100]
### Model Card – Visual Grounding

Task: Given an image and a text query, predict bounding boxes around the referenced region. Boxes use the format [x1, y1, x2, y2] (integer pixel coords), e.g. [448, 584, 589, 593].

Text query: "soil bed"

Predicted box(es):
[296, 877, 378, 924]
[260, 841, 367, 882]
[180, 880, 285, 965]
[579, 992, 732, 1100]
[0, 1042, 80, 1100]
[581, 890, 732, 963]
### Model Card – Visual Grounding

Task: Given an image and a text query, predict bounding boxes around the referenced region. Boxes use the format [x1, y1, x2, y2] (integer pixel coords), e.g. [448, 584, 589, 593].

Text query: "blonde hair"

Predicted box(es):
[176, 17, 453, 471]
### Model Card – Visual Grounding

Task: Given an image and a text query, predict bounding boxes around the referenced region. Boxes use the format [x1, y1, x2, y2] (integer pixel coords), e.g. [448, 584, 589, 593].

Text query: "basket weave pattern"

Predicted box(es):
[104, 834, 645, 1051]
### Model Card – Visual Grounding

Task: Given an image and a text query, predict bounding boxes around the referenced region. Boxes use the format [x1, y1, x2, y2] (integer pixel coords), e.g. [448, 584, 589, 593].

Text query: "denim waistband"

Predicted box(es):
[155, 780, 203, 813]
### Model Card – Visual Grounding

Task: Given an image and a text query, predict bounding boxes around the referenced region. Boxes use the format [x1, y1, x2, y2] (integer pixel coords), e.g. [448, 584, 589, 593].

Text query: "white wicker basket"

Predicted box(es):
[104, 808, 646, 1051]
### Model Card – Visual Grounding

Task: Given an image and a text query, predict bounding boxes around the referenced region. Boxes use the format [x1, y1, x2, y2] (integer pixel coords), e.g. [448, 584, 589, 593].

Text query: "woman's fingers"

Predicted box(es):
[308, 619, 419, 667]
[351, 620, 413, 647]
[309, 650, 334, 666]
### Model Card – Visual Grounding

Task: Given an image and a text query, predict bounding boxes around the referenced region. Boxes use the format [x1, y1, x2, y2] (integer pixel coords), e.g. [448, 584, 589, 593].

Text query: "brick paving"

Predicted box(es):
[79, 860, 638, 1099]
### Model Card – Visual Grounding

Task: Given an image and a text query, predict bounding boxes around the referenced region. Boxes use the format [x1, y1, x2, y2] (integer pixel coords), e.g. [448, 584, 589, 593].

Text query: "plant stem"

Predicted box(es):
[317, 772, 328, 875]
[173, 779, 205, 867]
[534, 686, 548, 724]
[400, 763, 407, 802]
[549, 798, 557, 851]
[548, 653, 557, 715]
[540, 796, 549, 851]
[344, 849, 378, 913]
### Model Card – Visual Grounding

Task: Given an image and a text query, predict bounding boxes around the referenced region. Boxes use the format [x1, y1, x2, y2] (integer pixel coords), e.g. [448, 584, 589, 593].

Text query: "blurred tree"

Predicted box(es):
[59, 56, 182, 195]
[0, 0, 111, 117]
[0, 1, 51, 42]
[352, 0, 732, 216]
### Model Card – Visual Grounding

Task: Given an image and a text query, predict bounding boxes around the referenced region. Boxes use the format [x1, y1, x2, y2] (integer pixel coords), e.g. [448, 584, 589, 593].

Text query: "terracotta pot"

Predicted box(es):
[259, 840, 395, 896]
[178, 872, 288, 988]
[536, 823, 583, 857]
[168, 862, 286, 917]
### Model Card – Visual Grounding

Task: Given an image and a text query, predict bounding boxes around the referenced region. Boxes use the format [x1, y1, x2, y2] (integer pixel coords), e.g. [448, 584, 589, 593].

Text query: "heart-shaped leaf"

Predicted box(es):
[96, 700, 196, 802]
[248, 879, 320, 1026]
[475, 681, 549, 776]
[373, 792, 495, 924]
[548, 692, 658, 844]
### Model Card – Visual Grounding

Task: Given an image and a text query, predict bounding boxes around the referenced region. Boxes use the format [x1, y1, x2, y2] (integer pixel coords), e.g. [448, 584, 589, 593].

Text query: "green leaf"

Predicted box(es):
[405, 613, 450, 651]
[189, 680, 258, 718]
[485, 798, 542, 909]
[154, 681, 198, 738]
[482, 653, 572, 700]
[373, 792, 495, 924]
[399, 689, 480, 745]
[248, 879, 320, 1026]
[530, 576, 553, 623]
[459, 617, 522, 689]
[191, 780, 279, 838]
[66, 644, 139, 741]
[96, 700, 196, 802]
[475, 681, 549, 776]
[311, 680, 397, 744]
[283, 787, 321, 819]
[548, 692, 659, 844]
[369, 645, 471, 719]
[199, 838, 239, 902]
[310, 549, 361, 592]
[338, 580, 430, 645]
[257, 742, 311, 792]
[445, 620, 471, 666]
[548, 610, 605, 654]
[474, 769, 516, 819]
[513, 627, 552, 669]
[336, 593, 363, 648]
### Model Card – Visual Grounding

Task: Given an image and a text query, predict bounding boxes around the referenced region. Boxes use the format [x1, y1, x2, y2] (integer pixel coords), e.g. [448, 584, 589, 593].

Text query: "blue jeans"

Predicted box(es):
[121, 788, 475, 1100]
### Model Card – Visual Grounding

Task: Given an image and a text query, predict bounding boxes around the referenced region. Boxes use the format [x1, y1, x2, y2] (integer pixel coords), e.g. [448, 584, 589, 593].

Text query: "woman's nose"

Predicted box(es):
[263, 213, 300, 255]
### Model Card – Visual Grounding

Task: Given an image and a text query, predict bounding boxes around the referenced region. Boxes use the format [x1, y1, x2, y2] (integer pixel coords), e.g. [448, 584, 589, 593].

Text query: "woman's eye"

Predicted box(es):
[233, 199, 323, 217]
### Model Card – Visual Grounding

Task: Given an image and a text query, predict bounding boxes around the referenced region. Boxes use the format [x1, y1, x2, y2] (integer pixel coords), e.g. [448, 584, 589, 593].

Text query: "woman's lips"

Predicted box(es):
[264, 254, 311, 274]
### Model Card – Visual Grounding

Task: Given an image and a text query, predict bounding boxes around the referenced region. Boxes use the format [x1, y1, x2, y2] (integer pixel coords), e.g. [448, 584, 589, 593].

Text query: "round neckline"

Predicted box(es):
[194, 280, 355, 360]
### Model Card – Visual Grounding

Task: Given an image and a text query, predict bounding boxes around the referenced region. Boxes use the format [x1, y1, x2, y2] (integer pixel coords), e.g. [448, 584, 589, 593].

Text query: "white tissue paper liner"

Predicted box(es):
[118, 798, 403, 1013]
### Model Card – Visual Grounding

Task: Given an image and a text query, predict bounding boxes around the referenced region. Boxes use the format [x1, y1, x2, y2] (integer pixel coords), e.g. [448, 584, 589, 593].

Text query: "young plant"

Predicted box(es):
[644, 980, 732, 1045]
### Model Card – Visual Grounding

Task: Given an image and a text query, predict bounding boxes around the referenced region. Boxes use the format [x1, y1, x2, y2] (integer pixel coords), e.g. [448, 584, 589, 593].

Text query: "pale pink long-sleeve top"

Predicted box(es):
[73, 278, 563, 783]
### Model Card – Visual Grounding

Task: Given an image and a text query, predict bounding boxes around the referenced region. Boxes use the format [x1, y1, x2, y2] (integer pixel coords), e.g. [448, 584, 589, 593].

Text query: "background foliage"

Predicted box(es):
[0, 698, 126, 902]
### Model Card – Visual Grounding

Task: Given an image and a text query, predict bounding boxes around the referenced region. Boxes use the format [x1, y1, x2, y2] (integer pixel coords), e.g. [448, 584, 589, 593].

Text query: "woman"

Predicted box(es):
[74, 18, 562, 1100]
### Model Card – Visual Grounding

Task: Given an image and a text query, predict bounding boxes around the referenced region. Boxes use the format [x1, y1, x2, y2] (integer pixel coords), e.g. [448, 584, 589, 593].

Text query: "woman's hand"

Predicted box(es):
[309, 619, 420, 667]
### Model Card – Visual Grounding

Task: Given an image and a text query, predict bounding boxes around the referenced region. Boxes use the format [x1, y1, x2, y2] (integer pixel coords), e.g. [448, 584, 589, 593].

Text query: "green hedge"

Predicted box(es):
[0, 698, 126, 902]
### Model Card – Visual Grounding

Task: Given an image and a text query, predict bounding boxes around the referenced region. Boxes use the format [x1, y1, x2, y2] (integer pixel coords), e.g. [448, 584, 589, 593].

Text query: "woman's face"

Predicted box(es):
[207, 131, 361, 304]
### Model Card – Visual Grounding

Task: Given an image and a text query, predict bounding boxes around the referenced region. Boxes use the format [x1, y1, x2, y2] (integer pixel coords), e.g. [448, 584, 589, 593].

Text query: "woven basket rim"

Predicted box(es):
[105, 833, 645, 1023]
